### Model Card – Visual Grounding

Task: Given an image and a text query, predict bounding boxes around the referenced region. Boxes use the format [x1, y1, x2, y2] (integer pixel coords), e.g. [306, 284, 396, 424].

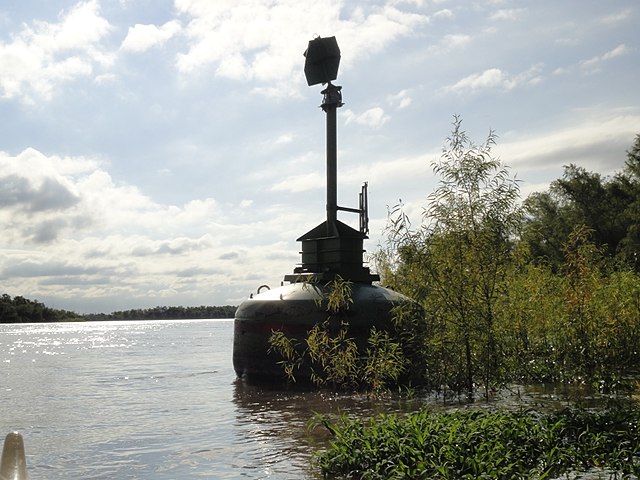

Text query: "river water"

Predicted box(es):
[0, 319, 424, 479]
[3, 319, 634, 480]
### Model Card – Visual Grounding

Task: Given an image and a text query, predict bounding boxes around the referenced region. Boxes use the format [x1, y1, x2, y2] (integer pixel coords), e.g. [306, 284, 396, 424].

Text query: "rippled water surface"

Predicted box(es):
[0, 320, 429, 479]
[1, 320, 303, 478]
[2, 320, 636, 479]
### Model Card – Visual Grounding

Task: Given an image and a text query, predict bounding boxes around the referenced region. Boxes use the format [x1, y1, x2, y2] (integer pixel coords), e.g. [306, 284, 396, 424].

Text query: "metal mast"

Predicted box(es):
[320, 82, 343, 236]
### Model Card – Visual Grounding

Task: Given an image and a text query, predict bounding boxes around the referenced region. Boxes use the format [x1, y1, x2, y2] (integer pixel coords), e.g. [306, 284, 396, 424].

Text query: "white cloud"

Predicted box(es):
[0, 0, 113, 102]
[35, 0, 111, 51]
[270, 172, 324, 193]
[121, 20, 182, 53]
[602, 44, 629, 60]
[274, 133, 294, 145]
[341, 152, 433, 189]
[94, 73, 117, 85]
[174, 1, 428, 95]
[387, 89, 412, 109]
[0, 148, 225, 246]
[554, 43, 631, 77]
[343, 107, 390, 128]
[0, 147, 304, 310]
[445, 64, 543, 93]
[580, 44, 630, 72]
[601, 9, 632, 25]
[496, 111, 640, 178]
[489, 8, 526, 21]
[426, 32, 472, 56]
[389, 0, 427, 6]
[448, 68, 504, 90]
[442, 33, 471, 48]
[433, 9, 453, 19]
[554, 37, 579, 47]
[336, 5, 429, 63]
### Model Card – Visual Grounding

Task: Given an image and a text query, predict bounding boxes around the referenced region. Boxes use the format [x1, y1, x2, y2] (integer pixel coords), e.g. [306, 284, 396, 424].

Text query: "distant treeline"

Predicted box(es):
[84, 305, 237, 321]
[0, 294, 237, 323]
[0, 294, 82, 323]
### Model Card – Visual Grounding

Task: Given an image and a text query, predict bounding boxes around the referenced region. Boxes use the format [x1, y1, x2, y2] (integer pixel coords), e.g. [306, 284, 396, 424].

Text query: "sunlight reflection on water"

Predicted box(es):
[1, 320, 326, 478]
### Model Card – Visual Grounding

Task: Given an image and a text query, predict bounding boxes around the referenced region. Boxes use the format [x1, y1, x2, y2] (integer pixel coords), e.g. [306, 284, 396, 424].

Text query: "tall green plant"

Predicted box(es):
[268, 276, 407, 392]
[495, 245, 563, 383]
[497, 226, 640, 391]
[556, 225, 640, 391]
[379, 116, 522, 399]
[560, 225, 606, 383]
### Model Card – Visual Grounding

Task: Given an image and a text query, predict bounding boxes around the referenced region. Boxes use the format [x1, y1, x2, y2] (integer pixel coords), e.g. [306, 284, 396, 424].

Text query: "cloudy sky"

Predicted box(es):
[1, 0, 638, 314]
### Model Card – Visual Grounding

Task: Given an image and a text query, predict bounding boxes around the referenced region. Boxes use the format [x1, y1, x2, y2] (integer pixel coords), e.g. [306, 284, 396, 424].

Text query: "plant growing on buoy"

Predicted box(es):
[268, 275, 406, 392]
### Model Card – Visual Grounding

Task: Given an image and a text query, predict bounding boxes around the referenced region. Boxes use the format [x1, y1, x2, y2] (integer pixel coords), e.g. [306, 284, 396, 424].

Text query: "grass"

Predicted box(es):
[313, 405, 640, 479]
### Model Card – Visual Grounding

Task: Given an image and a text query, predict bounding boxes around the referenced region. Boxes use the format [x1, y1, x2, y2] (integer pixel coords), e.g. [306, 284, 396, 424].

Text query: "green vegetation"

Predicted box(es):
[0, 294, 237, 323]
[269, 276, 406, 392]
[304, 122, 639, 480]
[373, 119, 640, 398]
[314, 405, 640, 479]
[269, 119, 640, 400]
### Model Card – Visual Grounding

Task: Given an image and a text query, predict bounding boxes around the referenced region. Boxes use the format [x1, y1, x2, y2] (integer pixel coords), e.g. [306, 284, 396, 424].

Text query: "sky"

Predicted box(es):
[0, 0, 638, 314]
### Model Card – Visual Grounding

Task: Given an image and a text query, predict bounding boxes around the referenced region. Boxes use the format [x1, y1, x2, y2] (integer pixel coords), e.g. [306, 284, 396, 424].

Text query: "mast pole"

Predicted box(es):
[321, 82, 343, 237]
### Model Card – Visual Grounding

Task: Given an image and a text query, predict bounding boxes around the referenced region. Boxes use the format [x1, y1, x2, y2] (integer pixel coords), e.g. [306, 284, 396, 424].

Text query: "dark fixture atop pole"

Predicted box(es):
[303, 36, 340, 87]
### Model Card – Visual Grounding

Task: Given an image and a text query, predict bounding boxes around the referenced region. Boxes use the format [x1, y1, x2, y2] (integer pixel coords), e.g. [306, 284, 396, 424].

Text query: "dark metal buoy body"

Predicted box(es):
[233, 279, 409, 383]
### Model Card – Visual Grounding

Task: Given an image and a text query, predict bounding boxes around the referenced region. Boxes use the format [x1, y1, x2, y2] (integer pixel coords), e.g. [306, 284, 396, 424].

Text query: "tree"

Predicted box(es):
[555, 225, 640, 390]
[523, 135, 640, 270]
[617, 134, 640, 268]
[379, 116, 522, 399]
[521, 191, 574, 268]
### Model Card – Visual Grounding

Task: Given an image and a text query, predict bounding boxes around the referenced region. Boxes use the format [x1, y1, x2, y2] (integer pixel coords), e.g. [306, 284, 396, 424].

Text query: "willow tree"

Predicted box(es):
[379, 116, 522, 399]
[522, 134, 640, 271]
